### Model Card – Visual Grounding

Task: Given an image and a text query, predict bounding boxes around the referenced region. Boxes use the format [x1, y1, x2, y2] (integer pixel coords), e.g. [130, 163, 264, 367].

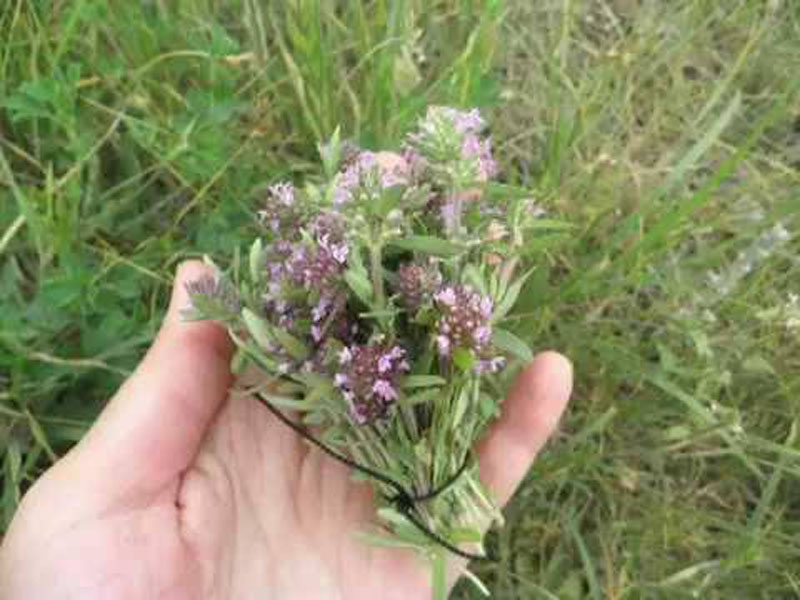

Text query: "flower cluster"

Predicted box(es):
[334, 150, 412, 205]
[395, 262, 442, 312]
[434, 285, 505, 374]
[407, 106, 497, 183]
[183, 274, 241, 320]
[258, 182, 299, 234]
[255, 199, 352, 365]
[334, 344, 411, 424]
[188, 106, 536, 431]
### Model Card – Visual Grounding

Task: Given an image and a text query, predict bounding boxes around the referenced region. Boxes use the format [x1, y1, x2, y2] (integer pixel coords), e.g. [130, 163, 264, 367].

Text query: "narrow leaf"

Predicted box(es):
[390, 236, 465, 257]
[526, 219, 575, 231]
[463, 264, 488, 296]
[271, 326, 310, 361]
[404, 388, 441, 405]
[494, 270, 533, 320]
[344, 268, 373, 305]
[249, 238, 263, 284]
[402, 375, 447, 389]
[493, 328, 534, 362]
[242, 308, 274, 350]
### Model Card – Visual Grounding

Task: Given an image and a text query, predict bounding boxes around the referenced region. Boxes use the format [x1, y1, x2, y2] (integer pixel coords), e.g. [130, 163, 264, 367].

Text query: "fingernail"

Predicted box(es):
[167, 260, 214, 323]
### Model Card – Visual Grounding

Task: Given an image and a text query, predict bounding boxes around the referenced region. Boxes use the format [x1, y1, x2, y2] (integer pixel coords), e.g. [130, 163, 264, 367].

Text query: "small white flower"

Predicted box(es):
[338, 346, 352, 365]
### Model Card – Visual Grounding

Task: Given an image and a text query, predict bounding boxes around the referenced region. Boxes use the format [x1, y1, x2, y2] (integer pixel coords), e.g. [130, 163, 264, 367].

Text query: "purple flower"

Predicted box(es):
[334, 343, 410, 425]
[283, 235, 347, 292]
[407, 106, 498, 185]
[334, 161, 362, 205]
[446, 107, 486, 134]
[318, 233, 349, 265]
[338, 346, 352, 364]
[258, 182, 300, 234]
[312, 296, 332, 322]
[331, 243, 348, 264]
[417, 106, 486, 137]
[462, 134, 497, 180]
[258, 229, 351, 358]
[473, 325, 491, 345]
[395, 263, 443, 311]
[184, 274, 241, 318]
[440, 201, 458, 232]
[372, 380, 397, 401]
[378, 354, 393, 373]
[434, 287, 457, 307]
[479, 297, 493, 318]
[434, 284, 504, 374]
[332, 150, 411, 205]
[310, 212, 346, 240]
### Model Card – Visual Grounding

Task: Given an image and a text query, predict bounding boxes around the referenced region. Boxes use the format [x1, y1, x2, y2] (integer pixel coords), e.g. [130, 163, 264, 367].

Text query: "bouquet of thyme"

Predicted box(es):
[185, 106, 543, 592]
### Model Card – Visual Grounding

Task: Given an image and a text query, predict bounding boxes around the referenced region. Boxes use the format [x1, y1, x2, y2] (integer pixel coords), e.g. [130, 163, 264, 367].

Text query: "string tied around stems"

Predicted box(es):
[253, 391, 496, 562]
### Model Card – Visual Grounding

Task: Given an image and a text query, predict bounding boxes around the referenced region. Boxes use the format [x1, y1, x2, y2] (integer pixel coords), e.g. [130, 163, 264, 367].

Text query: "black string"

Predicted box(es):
[253, 391, 495, 562]
[253, 391, 469, 505]
[400, 504, 491, 562]
[254, 391, 406, 493]
[409, 458, 471, 503]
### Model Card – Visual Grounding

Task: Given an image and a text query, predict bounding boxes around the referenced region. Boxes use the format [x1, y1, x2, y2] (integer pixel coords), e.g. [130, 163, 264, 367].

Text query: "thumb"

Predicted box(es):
[67, 261, 234, 497]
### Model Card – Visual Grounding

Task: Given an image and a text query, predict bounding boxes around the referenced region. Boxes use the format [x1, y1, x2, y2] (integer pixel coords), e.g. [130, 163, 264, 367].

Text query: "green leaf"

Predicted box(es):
[463, 264, 488, 296]
[304, 379, 335, 406]
[24, 410, 57, 462]
[451, 385, 469, 428]
[271, 326, 310, 361]
[344, 268, 373, 305]
[494, 270, 534, 320]
[452, 347, 475, 371]
[478, 392, 501, 419]
[249, 238, 263, 284]
[432, 550, 447, 600]
[318, 125, 342, 178]
[375, 185, 405, 218]
[389, 236, 465, 257]
[493, 328, 534, 362]
[402, 375, 447, 389]
[242, 308, 274, 350]
[742, 355, 775, 375]
[526, 219, 576, 231]
[448, 526, 485, 544]
[259, 392, 315, 411]
[404, 388, 441, 405]
[3, 442, 22, 524]
[394, 48, 422, 96]
[359, 309, 400, 319]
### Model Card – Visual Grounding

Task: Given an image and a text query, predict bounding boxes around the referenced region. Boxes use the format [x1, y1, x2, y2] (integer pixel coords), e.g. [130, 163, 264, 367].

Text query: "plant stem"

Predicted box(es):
[431, 549, 447, 600]
[444, 188, 464, 240]
[369, 240, 385, 311]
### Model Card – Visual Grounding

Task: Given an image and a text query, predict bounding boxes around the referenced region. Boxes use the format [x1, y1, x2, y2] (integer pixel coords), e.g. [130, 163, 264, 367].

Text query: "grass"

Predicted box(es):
[1, 0, 798, 597]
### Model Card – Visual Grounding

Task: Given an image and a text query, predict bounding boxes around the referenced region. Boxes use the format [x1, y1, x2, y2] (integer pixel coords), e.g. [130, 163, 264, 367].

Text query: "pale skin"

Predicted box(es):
[0, 261, 573, 599]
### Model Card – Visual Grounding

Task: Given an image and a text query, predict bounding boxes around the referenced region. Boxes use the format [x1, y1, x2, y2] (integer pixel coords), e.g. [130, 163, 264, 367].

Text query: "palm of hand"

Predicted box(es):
[0, 263, 571, 600]
[178, 387, 431, 599]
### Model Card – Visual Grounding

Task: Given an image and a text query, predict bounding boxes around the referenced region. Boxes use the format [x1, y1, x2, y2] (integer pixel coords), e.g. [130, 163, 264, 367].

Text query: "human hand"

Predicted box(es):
[0, 261, 572, 599]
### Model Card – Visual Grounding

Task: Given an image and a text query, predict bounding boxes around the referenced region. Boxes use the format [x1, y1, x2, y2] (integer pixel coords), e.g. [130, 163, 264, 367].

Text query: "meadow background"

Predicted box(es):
[1, 0, 798, 597]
